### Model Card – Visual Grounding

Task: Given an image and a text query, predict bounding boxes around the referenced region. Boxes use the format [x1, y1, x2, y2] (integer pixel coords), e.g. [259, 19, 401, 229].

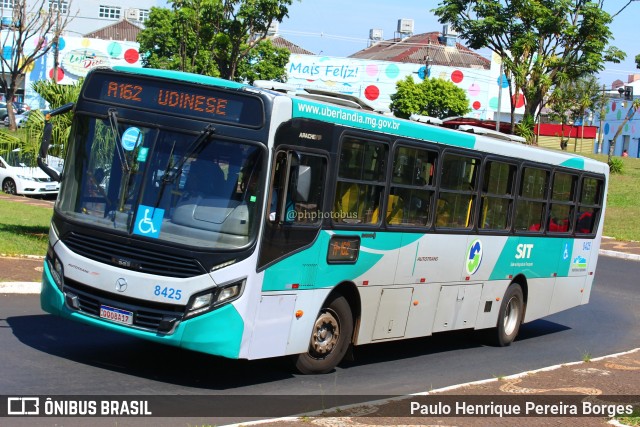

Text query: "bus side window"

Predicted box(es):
[576, 177, 603, 235]
[436, 153, 478, 229]
[269, 151, 326, 224]
[388, 145, 436, 227]
[334, 137, 387, 225]
[479, 160, 516, 231]
[547, 171, 576, 234]
[514, 167, 548, 232]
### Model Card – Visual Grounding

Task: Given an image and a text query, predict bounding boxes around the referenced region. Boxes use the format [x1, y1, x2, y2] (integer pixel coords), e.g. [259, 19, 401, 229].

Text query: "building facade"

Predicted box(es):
[598, 98, 640, 158]
[2, 1, 148, 106]
[1, 0, 157, 36]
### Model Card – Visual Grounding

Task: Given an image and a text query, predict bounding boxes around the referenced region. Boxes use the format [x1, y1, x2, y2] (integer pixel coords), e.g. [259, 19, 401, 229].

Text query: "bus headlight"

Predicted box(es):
[185, 279, 245, 319]
[190, 293, 213, 311]
[46, 245, 64, 291]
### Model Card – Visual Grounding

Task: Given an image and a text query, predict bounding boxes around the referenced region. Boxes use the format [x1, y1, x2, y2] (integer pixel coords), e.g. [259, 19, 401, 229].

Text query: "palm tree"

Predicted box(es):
[28, 79, 83, 159]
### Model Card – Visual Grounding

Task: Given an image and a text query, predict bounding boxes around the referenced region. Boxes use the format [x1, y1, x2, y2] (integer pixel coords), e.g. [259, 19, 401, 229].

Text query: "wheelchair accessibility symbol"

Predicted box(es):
[133, 205, 164, 238]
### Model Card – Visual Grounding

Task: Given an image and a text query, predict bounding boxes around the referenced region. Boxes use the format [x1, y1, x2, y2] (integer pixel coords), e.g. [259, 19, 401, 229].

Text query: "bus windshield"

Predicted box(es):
[57, 114, 265, 250]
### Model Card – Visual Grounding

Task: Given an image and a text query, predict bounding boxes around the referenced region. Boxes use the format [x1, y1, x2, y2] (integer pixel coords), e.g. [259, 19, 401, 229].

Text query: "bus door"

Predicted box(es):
[258, 149, 328, 287]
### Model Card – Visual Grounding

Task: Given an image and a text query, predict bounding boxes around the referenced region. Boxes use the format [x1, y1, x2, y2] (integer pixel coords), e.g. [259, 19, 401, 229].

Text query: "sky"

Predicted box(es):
[274, 0, 640, 87]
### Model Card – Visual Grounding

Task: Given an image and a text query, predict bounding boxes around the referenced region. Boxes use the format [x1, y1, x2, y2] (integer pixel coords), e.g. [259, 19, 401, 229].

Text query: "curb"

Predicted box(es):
[220, 348, 640, 427]
[599, 249, 640, 262]
[0, 282, 41, 294]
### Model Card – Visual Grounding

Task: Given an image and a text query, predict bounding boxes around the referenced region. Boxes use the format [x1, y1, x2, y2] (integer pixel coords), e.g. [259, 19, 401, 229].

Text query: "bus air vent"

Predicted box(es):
[63, 232, 206, 278]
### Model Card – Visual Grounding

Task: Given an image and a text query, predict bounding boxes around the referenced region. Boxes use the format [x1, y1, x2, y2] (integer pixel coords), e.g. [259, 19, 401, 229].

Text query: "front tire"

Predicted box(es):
[294, 294, 353, 374]
[2, 178, 17, 195]
[490, 283, 524, 347]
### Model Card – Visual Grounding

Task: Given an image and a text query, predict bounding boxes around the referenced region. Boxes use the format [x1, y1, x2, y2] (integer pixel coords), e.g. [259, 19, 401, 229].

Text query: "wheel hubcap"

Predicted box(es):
[310, 309, 340, 356]
[3, 181, 15, 194]
[503, 296, 520, 336]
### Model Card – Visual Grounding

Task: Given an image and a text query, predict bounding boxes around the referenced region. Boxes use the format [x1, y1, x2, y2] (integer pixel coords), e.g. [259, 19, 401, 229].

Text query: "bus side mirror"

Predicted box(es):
[38, 122, 60, 182]
[37, 102, 74, 183]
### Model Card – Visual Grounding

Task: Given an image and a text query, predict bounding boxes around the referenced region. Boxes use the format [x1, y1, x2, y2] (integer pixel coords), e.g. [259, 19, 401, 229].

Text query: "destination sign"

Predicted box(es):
[83, 72, 264, 127]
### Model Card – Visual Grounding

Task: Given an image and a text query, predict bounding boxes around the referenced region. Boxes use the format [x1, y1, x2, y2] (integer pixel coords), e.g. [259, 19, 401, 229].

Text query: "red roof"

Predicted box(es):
[442, 117, 513, 134]
[270, 36, 314, 55]
[535, 124, 597, 139]
[83, 19, 143, 42]
[349, 32, 490, 69]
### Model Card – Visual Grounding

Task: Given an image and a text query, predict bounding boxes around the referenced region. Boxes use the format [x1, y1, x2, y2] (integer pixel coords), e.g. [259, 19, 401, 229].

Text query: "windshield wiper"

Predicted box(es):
[108, 108, 130, 174]
[162, 124, 216, 184]
[153, 124, 216, 208]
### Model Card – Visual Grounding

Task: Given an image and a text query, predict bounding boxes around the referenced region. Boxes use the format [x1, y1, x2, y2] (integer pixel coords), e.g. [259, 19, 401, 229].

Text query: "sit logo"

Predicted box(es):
[466, 239, 483, 275]
[516, 243, 534, 259]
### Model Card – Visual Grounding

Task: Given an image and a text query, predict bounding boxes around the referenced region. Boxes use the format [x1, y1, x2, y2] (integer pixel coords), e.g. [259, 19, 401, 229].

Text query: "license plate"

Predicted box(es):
[46, 185, 56, 190]
[99, 305, 133, 325]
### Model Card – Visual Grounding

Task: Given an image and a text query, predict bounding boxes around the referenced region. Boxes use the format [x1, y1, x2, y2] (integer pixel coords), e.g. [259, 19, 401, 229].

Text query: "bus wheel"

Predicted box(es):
[491, 283, 524, 347]
[294, 294, 353, 374]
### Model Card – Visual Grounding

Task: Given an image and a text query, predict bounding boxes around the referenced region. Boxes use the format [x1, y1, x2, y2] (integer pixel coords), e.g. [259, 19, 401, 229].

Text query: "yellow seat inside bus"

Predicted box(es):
[371, 194, 403, 224]
[335, 183, 386, 224]
[335, 182, 363, 222]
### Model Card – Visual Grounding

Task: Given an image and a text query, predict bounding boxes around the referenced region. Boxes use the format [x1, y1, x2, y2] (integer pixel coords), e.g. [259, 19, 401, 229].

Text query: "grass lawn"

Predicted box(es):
[0, 199, 52, 256]
[0, 154, 638, 256]
[585, 154, 640, 242]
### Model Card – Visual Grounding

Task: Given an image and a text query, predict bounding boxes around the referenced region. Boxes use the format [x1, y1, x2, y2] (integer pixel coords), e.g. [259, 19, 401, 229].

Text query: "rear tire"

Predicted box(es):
[2, 178, 17, 195]
[489, 283, 524, 347]
[293, 294, 353, 374]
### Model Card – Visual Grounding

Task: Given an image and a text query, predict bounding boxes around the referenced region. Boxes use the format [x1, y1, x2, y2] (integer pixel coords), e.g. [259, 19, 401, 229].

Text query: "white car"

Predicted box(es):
[0, 153, 60, 196]
[3, 112, 29, 127]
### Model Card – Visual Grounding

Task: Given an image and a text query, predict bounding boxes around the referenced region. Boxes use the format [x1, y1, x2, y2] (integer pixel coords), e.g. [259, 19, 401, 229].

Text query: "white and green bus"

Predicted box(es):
[38, 67, 608, 374]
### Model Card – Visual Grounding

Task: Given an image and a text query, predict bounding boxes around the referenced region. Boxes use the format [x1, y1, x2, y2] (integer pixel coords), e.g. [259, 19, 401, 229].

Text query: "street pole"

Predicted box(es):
[52, 0, 61, 83]
[496, 62, 504, 132]
[597, 84, 606, 153]
[580, 113, 586, 153]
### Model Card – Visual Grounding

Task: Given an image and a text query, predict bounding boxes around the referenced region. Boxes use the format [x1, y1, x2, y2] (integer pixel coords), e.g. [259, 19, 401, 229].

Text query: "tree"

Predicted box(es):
[0, 0, 74, 131]
[235, 39, 290, 84]
[433, 0, 625, 131]
[138, 0, 292, 81]
[546, 75, 602, 150]
[547, 80, 578, 151]
[390, 76, 470, 119]
[30, 78, 82, 158]
[0, 78, 80, 163]
[138, 3, 219, 76]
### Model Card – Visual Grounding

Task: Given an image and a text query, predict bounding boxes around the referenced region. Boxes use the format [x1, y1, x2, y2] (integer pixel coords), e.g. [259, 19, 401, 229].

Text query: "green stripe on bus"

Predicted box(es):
[263, 230, 425, 291]
[489, 236, 574, 280]
[292, 99, 476, 149]
[560, 158, 585, 170]
[180, 304, 244, 359]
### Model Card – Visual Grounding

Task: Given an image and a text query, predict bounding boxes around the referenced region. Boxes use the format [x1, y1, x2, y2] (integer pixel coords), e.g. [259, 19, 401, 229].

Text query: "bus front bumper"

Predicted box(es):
[40, 263, 244, 359]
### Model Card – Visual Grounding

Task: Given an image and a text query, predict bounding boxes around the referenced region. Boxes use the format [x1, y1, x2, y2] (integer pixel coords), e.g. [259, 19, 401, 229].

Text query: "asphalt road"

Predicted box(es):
[0, 255, 638, 424]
